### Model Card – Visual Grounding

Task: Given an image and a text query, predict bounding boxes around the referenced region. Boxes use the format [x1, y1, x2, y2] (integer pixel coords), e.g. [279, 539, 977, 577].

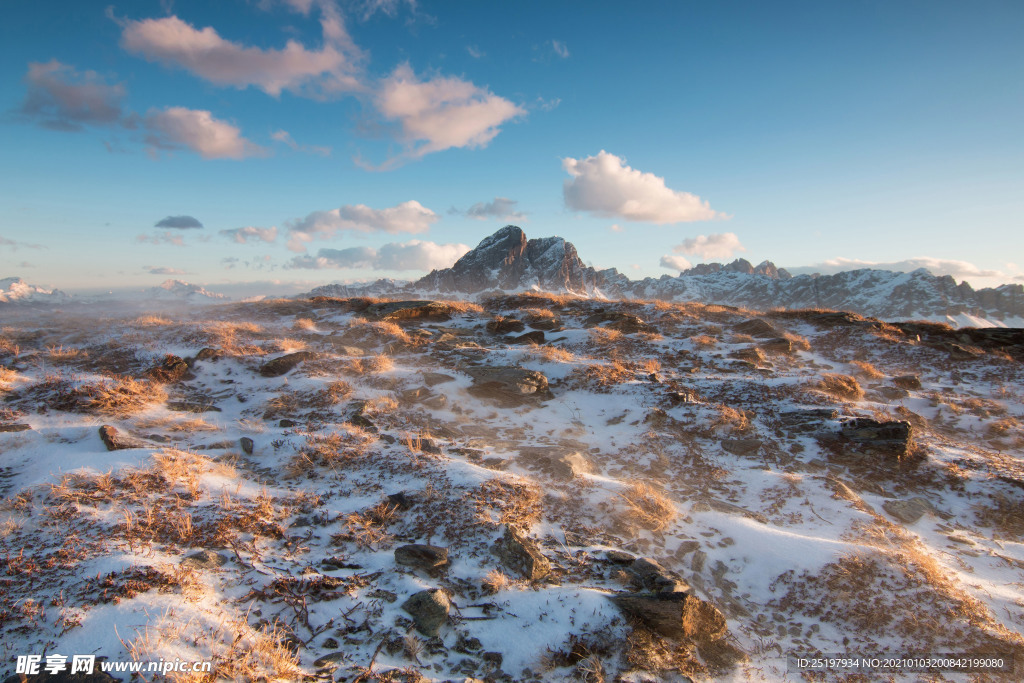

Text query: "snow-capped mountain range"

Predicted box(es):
[0, 277, 70, 304]
[312, 225, 1024, 328]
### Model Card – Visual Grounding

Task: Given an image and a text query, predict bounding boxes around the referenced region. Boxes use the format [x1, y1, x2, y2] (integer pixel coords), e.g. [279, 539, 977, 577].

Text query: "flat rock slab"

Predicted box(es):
[422, 372, 456, 386]
[167, 400, 221, 413]
[733, 319, 779, 338]
[493, 526, 551, 580]
[629, 557, 690, 593]
[402, 588, 451, 637]
[838, 418, 914, 458]
[0, 423, 32, 432]
[883, 496, 938, 524]
[465, 366, 552, 405]
[259, 351, 318, 377]
[721, 439, 762, 456]
[181, 549, 228, 570]
[610, 591, 727, 642]
[394, 544, 449, 572]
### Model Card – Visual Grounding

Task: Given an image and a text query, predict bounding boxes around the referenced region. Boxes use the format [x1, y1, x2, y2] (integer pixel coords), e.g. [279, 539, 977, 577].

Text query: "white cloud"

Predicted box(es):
[220, 226, 278, 244]
[372, 64, 524, 164]
[674, 233, 746, 260]
[119, 8, 363, 97]
[660, 254, 692, 271]
[143, 107, 265, 159]
[18, 60, 125, 131]
[460, 197, 525, 222]
[271, 129, 330, 156]
[288, 239, 468, 270]
[563, 151, 723, 224]
[551, 40, 570, 58]
[797, 257, 1003, 280]
[466, 45, 484, 59]
[0, 235, 43, 251]
[286, 200, 438, 251]
[609, 224, 623, 233]
[145, 265, 186, 275]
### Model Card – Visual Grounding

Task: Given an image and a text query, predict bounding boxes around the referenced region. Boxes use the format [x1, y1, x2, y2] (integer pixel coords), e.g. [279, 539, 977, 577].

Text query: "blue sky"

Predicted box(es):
[1, 0, 1022, 294]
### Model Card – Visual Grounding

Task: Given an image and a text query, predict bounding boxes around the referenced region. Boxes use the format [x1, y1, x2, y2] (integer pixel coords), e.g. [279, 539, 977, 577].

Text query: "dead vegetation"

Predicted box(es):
[617, 480, 677, 531]
[815, 373, 864, 401]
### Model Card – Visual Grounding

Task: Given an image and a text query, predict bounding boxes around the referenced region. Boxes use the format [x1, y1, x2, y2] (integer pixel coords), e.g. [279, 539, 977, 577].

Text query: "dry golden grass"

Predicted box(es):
[538, 346, 575, 363]
[133, 315, 173, 326]
[712, 405, 751, 433]
[850, 360, 885, 378]
[522, 307, 556, 320]
[269, 338, 307, 353]
[816, 373, 864, 401]
[572, 361, 633, 390]
[288, 426, 375, 475]
[134, 415, 220, 433]
[973, 493, 1024, 539]
[346, 319, 412, 345]
[291, 317, 317, 331]
[46, 344, 84, 360]
[618, 480, 676, 531]
[589, 328, 623, 346]
[362, 395, 399, 416]
[474, 477, 543, 529]
[334, 501, 398, 549]
[0, 337, 21, 356]
[482, 569, 514, 594]
[190, 320, 265, 356]
[344, 354, 394, 375]
[691, 334, 718, 347]
[782, 332, 812, 351]
[638, 358, 661, 374]
[438, 299, 484, 315]
[0, 367, 19, 383]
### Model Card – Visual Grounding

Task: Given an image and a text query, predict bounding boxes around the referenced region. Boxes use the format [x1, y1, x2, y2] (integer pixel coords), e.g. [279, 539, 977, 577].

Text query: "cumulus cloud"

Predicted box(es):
[456, 197, 526, 222]
[145, 265, 186, 275]
[137, 231, 185, 246]
[793, 257, 1004, 280]
[143, 107, 265, 159]
[155, 215, 203, 229]
[17, 60, 125, 131]
[673, 233, 746, 260]
[660, 254, 693, 271]
[220, 226, 278, 244]
[271, 129, 330, 156]
[289, 239, 469, 270]
[551, 40, 570, 58]
[119, 7, 363, 97]
[563, 151, 723, 224]
[371, 64, 524, 164]
[286, 200, 438, 251]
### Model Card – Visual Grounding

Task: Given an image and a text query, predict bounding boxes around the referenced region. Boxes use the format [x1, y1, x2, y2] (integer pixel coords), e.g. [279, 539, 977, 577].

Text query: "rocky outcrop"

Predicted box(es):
[259, 351, 318, 377]
[493, 526, 551, 580]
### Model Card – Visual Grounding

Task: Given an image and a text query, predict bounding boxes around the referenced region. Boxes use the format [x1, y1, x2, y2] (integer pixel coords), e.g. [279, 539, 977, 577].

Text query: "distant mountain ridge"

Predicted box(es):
[0, 277, 70, 304]
[310, 225, 1024, 327]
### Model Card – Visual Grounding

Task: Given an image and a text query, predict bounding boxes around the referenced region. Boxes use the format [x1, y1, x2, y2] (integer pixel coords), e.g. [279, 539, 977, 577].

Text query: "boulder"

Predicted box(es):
[259, 351, 318, 377]
[181, 549, 228, 569]
[892, 374, 922, 390]
[493, 526, 551, 580]
[883, 497, 938, 524]
[394, 544, 449, 572]
[401, 588, 451, 637]
[239, 437, 254, 455]
[146, 354, 192, 383]
[517, 447, 593, 480]
[98, 425, 150, 451]
[584, 311, 655, 334]
[761, 337, 795, 354]
[509, 331, 546, 345]
[465, 366, 553, 405]
[609, 592, 727, 642]
[486, 317, 525, 334]
[839, 418, 913, 458]
[733, 319, 778, 338]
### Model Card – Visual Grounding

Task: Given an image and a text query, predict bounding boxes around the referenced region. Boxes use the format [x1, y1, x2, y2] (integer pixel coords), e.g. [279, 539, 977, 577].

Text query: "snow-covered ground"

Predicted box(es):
[1, 295, 1022, 681]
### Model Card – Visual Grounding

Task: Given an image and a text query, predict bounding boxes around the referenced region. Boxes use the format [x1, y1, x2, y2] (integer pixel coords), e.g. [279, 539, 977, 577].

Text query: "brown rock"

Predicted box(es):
[494, 526, 551, 580]
[259, 351, 318, 377]
[610, 592, 727, 642]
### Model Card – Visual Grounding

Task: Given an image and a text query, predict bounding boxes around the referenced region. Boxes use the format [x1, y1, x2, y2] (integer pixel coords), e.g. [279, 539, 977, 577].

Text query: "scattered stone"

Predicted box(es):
[197, 440, 236, 450]
[321, 637, 339, 649]
[609, 592, 727, 642]
[0, 423, 31, 432]
[401, 588, 451, 637]
[493, 526, 551, 580]
[883, 497, 938, 524]
[146, 354, 192, 383]
[779, 408, 838, 434]
[395, 544, 449, 572]
[487, 317, 525, 334]
[313, 652, 347, 670]
[629, 557, 690, 593]
[167, 400, 221, 412]
[368, 589, 397, 603]
[422, 372, 456, 386]
[454, 633, 483, 654]
[668, 390, 700, 404]
[465, 366, 553, 405]
[517, 446, 593, 479]
[481, 652, 504, 669]
[721, 439, 762, 456]
[279, 419, 297, 428]
[733, 319, 778, 338]
[259, 351, 318, 377]
[181, 549, 228, 570]
[239, 437, 254, 455]
[893, 374, 922, 390]
[98, 425, 149, 451]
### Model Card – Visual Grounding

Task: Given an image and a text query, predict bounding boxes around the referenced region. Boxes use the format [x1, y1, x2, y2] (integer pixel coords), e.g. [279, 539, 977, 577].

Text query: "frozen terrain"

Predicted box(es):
[1, 294, 1022, 681]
